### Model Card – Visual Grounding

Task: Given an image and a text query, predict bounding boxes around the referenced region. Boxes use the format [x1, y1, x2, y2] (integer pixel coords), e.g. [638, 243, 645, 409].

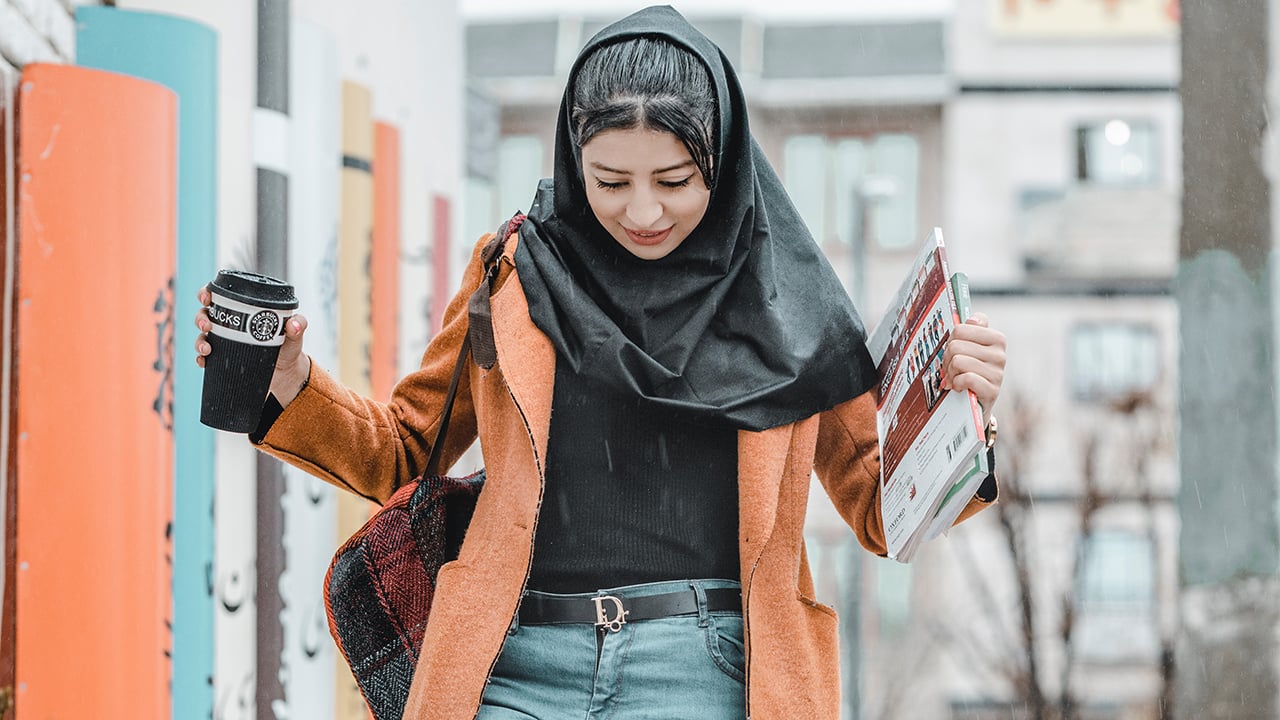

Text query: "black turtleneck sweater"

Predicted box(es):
[526, 359, 740, 593]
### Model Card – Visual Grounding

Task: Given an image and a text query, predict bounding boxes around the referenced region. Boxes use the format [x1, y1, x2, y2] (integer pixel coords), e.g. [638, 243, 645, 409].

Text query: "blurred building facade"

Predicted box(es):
[463, 1, 1180, 718]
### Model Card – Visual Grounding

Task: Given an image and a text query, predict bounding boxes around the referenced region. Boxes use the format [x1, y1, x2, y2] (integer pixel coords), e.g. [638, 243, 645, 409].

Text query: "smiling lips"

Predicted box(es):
[624, 227, 673, 246]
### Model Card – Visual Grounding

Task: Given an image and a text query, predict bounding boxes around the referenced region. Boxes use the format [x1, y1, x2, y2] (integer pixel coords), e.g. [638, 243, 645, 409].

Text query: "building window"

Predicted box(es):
[873, 556, 913, 638]
[870, 134, 920, 249]
[782, 133, 920, 252]
[782, 132, 921, 305]
[462, 135, 544, 245]
[783, 135, 829, 244]
[496, 135, 544, 219]
[1069, 323, 1159, 401]
[1076, 119, 1159, 186]
[1075, 530, 1157, 661]
[462, 177, 496, 255]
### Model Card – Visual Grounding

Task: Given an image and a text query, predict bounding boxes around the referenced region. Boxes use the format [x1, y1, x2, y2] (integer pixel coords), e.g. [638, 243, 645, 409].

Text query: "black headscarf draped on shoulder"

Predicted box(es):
[513, 4, 877, 432]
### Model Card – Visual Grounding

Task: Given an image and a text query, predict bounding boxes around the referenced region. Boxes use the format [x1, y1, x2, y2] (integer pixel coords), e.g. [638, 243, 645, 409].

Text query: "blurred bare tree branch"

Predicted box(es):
[941, 386, 1175, 720]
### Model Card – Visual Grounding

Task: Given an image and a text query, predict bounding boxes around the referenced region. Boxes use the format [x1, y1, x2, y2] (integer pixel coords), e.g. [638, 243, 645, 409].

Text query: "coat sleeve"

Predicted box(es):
[813, 389, 998, 557]
[251, 234, 494, 504]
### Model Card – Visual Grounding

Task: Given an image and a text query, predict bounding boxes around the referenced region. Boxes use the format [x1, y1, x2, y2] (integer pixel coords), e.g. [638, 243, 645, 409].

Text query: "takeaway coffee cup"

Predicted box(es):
[199, 269, 299, 432]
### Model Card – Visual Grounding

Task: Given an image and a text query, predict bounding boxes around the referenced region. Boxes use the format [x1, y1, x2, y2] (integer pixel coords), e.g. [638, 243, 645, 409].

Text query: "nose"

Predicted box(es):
[625, 191, 663, 228]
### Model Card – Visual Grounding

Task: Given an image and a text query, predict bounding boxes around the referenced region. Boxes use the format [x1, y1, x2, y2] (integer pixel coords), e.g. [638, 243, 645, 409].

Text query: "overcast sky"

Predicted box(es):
[460, 0, 954, 22]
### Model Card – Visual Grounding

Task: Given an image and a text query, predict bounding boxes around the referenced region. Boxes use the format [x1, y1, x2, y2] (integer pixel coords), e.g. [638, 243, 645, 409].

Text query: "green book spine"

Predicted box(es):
[950, 271, 971, 323]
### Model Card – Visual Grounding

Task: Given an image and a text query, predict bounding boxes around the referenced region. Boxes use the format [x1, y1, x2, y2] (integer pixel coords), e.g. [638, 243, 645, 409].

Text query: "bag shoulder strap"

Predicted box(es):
[423, 212, 526, 476]
[469, 212, 525, 370]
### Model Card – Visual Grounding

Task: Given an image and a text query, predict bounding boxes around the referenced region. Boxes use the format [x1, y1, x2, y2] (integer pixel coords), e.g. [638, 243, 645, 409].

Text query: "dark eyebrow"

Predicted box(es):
[588, 159, 696, 175]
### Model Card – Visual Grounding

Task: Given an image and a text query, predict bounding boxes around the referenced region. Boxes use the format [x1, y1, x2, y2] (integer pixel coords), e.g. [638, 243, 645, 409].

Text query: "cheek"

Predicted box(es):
[584, 187, 621, 223]
[676, 190, 712, 223]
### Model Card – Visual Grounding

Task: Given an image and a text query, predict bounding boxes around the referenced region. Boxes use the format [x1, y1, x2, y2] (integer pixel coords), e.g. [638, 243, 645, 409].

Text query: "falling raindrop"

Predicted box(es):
[557, 489, 571, 524]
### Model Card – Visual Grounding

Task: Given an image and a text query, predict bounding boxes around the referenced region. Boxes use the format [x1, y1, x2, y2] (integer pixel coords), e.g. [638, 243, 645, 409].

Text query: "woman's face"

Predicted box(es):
[580, 127, 712, 260]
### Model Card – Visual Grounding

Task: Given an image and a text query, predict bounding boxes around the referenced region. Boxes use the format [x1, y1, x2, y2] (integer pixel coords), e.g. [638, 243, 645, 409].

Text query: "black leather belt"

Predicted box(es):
[518, 588, 742, 632]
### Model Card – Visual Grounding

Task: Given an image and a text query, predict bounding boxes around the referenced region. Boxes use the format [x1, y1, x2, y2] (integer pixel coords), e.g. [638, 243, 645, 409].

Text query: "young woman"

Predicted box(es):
[195, 6, 1005, 719]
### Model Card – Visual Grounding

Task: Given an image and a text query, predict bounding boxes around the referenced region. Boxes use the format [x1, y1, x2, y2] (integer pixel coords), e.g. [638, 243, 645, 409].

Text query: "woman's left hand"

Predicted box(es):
[942, 312, 1006, 424]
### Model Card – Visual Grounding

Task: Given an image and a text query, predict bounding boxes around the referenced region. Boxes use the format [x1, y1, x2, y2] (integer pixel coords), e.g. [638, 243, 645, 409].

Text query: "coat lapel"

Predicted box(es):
[489, 246, 555, 473]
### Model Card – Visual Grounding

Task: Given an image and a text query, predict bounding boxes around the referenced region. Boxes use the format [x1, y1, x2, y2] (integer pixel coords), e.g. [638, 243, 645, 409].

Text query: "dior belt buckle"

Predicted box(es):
[592, 594, 629, 633]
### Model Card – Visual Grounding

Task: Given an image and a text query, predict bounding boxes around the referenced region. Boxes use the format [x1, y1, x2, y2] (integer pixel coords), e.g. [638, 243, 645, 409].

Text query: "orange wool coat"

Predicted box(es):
[256, 232, 996, 719]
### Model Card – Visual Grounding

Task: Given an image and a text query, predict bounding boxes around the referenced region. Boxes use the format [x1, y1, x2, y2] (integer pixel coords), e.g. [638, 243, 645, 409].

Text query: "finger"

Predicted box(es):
[942, 353, 995, 392]
[281, 313, 308, 347]
[276, 313, 308, 366]
[944, 342, 1007, 380]
[949, 371, 1001, 410]
[964, 312, 989, 328]
[949, 322, 1005, 349]
[194, 334, 211, 368]
[945, 325, 1006, 368]
[945, 339, 1006, 368]
[196, 286, 211, 305]
[946, 358, 1004, 406]
[946, 353, 1004, 386]
[194, 307, 211, 334]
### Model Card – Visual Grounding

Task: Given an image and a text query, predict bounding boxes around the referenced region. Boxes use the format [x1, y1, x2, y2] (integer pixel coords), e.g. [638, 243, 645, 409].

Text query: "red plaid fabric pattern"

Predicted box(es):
[324, 470, 485, 720]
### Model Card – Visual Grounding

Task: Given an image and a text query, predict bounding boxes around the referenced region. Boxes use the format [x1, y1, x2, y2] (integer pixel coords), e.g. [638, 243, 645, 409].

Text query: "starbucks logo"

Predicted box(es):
[249, 310, 281, 342]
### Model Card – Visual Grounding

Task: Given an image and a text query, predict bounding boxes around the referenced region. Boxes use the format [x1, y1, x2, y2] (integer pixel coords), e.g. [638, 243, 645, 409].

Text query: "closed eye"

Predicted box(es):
[659, 176, 694, 188]
[595, 179, 627, 190]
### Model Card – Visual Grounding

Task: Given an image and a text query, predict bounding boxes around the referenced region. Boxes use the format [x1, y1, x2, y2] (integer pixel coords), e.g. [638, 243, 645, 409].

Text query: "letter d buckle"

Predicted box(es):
[592, 595, 628, 633]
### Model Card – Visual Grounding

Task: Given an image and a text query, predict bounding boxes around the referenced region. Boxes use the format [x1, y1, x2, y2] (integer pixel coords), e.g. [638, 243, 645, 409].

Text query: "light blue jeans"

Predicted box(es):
[477, 579, 747, 720]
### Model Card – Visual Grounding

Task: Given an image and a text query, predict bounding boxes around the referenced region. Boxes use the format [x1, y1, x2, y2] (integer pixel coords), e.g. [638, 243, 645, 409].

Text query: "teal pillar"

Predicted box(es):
[76, 8, 219, 718]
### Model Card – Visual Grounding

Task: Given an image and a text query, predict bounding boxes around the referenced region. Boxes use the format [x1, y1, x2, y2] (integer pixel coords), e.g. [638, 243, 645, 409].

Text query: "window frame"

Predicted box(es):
[1067, 321, 1161, 402]
[1074, 118, 1161, 188]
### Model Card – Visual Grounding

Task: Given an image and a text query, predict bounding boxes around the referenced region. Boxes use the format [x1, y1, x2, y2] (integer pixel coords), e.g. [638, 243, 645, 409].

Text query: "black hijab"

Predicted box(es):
[513, 5, 877, 432]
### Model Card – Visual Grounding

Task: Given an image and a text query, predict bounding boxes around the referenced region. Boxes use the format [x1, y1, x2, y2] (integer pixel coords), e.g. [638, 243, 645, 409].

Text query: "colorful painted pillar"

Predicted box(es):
[283, 16, 342, 720]
[74, 9, 219, 716]
[372, 122, 401, 404]
[254, 1, 291, 717]
[12, 62, 176, 719]
[337, 78, 378, 720]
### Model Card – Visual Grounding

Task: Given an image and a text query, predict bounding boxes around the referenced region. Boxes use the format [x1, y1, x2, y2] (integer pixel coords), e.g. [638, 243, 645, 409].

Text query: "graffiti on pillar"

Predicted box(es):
[217, 563, 251, 614]
[214, 670, 256, 720]
[152, 275, 175, 431]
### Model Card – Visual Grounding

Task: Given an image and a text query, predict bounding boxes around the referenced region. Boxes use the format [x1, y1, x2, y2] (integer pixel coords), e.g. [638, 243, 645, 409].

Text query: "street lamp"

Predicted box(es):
[848, 174, 898, 309]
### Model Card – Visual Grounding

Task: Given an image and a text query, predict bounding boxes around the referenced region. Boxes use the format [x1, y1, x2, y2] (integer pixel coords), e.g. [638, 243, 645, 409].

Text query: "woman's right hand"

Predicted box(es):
[194, 286, 313, 407]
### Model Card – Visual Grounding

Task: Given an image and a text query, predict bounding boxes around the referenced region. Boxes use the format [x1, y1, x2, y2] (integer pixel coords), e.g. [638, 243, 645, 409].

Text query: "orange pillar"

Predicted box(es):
[12, 64, 176, 719]
[371, 122, 401, 402]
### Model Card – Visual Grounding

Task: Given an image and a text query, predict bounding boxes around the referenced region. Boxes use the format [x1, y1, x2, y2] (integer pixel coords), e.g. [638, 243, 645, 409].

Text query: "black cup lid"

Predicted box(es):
[208, 269, 298, 310]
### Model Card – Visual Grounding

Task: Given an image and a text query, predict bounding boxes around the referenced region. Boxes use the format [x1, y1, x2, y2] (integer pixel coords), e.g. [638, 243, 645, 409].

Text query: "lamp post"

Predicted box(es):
[848, 174, 898, 309]
[840, 173, 896, 720]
